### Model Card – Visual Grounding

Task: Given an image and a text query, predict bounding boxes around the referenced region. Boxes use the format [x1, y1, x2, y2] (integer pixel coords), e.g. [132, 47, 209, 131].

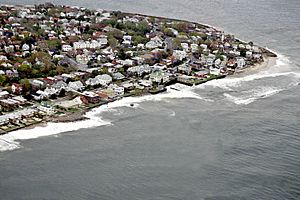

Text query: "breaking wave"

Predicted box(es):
[1, 53, 298, 152]
[194, 54, 300, 104]
[224, 87, 283, 105]
[0, 84, 206, 152]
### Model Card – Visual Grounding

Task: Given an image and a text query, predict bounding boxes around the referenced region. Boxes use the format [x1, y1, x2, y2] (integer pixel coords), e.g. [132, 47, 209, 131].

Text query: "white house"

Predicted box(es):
[177, 64, 192, 75]
[22, 43, 30, 51]
[62, 44, 73, 52]
[181, 43, 190, 52]
[191, 43, 199, 53]
[122, 35, 132, 45]
[96, 74, 113, 86]
[108, 84, 124, 96]
[68, 81, 84, 91]
[76, 54, 89, 65]
[173, 50, 187, 61]
[237, 58, 246, 68]
[246, 51, 253, 58]
[209, 67, 221, 76]
[145, 36, 163, 49]
[149, 70, 170, 84]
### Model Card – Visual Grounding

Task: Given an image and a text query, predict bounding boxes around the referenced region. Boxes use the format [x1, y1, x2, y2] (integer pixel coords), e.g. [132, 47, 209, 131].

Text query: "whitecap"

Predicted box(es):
[224, 87, 283, 105]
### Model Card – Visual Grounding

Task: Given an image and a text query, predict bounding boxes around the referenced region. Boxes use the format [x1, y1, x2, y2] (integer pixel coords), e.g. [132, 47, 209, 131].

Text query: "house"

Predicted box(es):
[38, 103, 55, 115]
[81, 91, 101, 103]
[68, 81, 84, 91]
[141, 54, 156, 65]
[121, 81, 134, 91]
[22, 43, 30, 51]
[33, 90, 49, 100]
[112, 72, 125, 80]
[11, 83, 23, 95]
[138, 80, 152, 87]
[30, 79, 46, 90]
[51, 80, 68, 92]
[127, 65, 152, 76]
[181, 43, 190, 52]
[85, 77, 99, 87]
[194, 69, 209, 78]
[172, 50, 187, 61]
[0, 91, 10, 99]
[86, 74, 112, 87]
[0, 55, 8, 60]
[98, 36, 108, 46]
[0, 99, 19, 111]
[43, 77, 57, 85]
[95, 74, 112, 86]
[76, 54, 89, 65]
[237, 58, 246, 68]
[62, 44, 73, 52]
[54, 97, 83, 111]
[177, 63, 192, 75]
[246, 51, 253, 58]
[6, 69, 19, 78]
[210, 67, 221, 76]
[191, 44, 199, 53]
[149, 70, 170, 84]
[122, 35, 132, 46]
[108, 84, 125, 96]
[11, 96, 27, 105]
[145, 36, 163, 49]
[44, 87, 59, 96]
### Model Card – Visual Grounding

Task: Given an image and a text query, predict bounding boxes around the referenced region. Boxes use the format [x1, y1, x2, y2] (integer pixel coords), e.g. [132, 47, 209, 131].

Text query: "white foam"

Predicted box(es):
[0, 117, 110, 152]
[196, 55, 299, 90]
[224, 87, 283, 105]
[169, 110, 176, 117]
[0, 84, 206, 152]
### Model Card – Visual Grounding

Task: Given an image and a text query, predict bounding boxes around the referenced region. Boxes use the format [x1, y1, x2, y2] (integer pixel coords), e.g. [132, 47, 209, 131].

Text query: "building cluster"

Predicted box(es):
[0, 3, 264, 131]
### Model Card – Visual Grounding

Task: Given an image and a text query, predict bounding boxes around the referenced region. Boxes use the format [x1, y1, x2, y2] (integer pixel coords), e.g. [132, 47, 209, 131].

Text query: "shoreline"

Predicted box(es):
[2, 53, 275, 135]
[0, 4, 277, 136]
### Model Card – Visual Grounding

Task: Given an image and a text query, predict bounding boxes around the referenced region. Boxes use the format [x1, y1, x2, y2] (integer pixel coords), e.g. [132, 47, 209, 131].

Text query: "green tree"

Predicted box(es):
[133, 35, 149, 45]
[136, 21, 150, 35]
[0, 75, 7, 86]
[19, 78, 31, 93]
[18, 64, 32, 78]
[108, 35, 119, 48]
[47, 39, 62, 50]
[164, 28, 175, 37]
[108, 29, 123, 40]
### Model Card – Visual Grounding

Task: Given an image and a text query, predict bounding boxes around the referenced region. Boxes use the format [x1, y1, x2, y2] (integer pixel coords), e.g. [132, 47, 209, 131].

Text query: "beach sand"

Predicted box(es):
[233, 55, 277, 77]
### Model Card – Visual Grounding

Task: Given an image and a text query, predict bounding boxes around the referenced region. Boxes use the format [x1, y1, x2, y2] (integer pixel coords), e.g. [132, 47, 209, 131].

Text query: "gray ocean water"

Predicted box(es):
[0, 0, 300, 199]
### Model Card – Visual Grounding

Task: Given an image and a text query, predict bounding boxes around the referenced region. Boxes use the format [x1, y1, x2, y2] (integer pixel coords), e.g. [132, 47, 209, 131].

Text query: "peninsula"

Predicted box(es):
[0, 3, 276, 134]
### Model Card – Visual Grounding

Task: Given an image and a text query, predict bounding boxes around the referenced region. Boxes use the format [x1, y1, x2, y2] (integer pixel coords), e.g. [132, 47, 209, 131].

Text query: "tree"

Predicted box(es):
[164, 28, 175, 37]
[117, 48, 127, 60]
[136, 21, 150, 35]
[47, 39, 62, 50]
[108, 35, 119, 48]
[108, 29, 123, 40]
[133, 35, 149, 45]
[0, 75, 7, 86]
[18, 64, 32, 78]
[175, 22, 189, 33]
[19, 78, 31, 93]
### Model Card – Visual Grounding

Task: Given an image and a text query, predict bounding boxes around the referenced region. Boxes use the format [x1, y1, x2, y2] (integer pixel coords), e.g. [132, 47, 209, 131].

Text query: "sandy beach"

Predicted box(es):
[233, 55, 277, 77]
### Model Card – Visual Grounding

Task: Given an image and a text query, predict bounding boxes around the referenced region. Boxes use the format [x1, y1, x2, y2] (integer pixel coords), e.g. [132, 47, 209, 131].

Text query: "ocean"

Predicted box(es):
[0, 0, 299, 199]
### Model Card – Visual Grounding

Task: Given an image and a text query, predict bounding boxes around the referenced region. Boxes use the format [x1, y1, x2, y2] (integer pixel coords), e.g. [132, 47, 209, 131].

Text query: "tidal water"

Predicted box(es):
[0, 0, 300, 199]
